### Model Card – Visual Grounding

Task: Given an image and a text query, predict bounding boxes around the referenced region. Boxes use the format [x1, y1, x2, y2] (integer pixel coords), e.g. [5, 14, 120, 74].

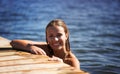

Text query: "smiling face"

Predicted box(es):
[46, 26, 67, 51]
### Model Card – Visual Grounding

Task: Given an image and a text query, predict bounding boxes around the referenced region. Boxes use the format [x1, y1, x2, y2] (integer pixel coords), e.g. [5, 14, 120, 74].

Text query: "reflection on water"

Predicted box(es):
[0, 0, 120, 74]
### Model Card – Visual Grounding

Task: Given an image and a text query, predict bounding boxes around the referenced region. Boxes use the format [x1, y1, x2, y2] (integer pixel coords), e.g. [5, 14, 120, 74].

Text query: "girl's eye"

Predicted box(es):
[57, 33, 62, 37]
[48, 33, 63, 39]
[49, 35, 53, 38]
[48, 35, 53, 38]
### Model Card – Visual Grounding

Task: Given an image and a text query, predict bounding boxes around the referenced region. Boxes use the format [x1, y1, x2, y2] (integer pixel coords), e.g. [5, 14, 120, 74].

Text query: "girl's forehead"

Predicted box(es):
[47, 26, 65, 32]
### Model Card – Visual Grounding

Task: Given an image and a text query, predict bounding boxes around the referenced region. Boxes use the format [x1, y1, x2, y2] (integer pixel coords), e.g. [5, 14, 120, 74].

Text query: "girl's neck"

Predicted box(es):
[53, 49, 66, 59]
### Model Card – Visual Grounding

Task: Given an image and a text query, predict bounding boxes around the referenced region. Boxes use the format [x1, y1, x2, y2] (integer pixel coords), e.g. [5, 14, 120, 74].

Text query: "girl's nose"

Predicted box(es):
[54, 37, 59, 41]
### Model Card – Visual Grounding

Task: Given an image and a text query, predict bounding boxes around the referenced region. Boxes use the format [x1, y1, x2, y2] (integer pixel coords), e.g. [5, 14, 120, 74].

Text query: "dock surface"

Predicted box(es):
[0, 36, 89, 74]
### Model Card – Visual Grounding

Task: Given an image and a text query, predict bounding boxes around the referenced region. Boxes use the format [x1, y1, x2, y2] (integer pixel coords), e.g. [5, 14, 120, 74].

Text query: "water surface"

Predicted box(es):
[0, 0, 120, 74]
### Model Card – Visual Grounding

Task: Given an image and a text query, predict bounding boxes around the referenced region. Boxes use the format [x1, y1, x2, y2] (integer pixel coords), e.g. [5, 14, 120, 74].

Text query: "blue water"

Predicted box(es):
[0, 0, 120, 74]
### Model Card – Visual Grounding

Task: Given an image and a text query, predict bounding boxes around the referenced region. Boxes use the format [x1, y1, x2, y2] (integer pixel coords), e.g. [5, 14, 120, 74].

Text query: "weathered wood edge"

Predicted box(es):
[0, 36, 89, 74]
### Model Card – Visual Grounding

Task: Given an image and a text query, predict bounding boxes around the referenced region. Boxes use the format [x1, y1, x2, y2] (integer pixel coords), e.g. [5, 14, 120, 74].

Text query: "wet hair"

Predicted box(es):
[45, 19, 71, 56]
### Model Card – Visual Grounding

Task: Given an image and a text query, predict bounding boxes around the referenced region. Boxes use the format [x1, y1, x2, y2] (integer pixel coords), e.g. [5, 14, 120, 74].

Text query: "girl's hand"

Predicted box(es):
[48, 56, 63, 63]
[29, 45, 47, 55]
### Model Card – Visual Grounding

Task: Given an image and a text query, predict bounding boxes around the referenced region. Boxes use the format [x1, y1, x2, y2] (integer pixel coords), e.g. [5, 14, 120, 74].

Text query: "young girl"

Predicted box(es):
[10, 19, 80, 69]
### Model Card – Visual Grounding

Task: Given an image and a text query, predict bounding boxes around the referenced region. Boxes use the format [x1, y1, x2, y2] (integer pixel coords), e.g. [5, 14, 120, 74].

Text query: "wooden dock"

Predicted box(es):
[0, 36, 89, 74]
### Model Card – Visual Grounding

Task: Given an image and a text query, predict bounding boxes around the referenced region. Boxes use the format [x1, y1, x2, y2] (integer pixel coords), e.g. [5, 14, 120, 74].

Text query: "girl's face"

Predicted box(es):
[46, 26, 67, 51]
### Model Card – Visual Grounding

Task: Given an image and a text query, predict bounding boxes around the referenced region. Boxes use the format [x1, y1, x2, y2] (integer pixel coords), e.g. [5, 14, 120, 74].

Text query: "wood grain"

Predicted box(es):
[0, 36, 89, 74]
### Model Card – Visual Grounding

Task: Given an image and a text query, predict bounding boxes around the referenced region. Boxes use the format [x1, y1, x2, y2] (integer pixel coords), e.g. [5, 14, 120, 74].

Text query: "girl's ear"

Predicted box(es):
[65, 34, 68, 40]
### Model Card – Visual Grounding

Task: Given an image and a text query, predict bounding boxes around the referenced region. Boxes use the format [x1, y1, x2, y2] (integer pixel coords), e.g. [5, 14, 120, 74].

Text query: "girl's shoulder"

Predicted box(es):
[66, 52, 76, 58]
[64, 52, 80, 69]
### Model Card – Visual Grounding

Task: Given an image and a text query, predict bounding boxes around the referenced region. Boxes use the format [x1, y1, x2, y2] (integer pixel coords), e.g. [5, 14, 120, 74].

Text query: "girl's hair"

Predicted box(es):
[45, 19, 71, 56]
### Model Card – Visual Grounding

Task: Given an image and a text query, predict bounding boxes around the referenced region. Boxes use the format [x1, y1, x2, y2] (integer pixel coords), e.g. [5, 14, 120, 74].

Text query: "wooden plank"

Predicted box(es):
[0, 37, 11, 48]
[0, 50, 16, 56]
[0, 36, 89, 74]
[0, 55, 25, 61]
[0, 52, 49, 62]
[0, 62, 70, 72]
[0, 67, 85, 74]
[0, 55, 52, 67]
[0, 50, 31, 57]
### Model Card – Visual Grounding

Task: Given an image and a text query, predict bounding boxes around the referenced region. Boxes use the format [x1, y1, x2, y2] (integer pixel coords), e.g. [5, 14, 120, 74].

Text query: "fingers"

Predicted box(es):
[30, 48, 47, 55]
[48, 56, 63, 63]
[30, 49, 38, 54]
[37, 49, 47, 55]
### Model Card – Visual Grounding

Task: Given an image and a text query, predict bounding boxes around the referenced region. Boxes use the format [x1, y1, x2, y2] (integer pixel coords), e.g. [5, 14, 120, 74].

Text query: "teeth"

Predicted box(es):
[54, 43, 59, 46]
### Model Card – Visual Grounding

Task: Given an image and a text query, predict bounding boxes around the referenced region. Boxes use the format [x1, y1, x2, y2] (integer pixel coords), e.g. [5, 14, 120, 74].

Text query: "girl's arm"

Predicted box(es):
[10, 40, 48, 55]
[64, 52, 80, 70]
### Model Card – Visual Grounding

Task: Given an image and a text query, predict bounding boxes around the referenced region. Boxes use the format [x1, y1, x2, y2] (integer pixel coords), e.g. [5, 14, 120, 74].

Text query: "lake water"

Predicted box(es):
[0, 0, 120, 74]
